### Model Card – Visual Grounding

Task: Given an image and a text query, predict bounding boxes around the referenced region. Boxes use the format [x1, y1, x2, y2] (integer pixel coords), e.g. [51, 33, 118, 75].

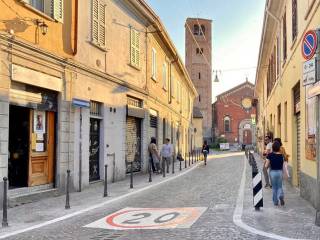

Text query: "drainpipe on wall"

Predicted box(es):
[315, 28, 320, 227]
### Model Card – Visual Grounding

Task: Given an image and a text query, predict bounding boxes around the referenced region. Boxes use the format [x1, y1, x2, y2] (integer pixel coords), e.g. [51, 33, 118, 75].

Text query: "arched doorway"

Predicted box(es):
[243, 129, 252, 145]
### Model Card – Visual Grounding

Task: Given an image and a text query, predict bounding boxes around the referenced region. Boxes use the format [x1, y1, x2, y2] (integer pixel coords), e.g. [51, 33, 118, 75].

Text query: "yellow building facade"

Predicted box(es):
[255, 0, 320, 209]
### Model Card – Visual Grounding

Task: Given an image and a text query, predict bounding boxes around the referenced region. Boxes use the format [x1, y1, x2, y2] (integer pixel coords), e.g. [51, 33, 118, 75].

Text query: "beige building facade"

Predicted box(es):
[0, 0, 198, 201]
[255, 0, 320, 212]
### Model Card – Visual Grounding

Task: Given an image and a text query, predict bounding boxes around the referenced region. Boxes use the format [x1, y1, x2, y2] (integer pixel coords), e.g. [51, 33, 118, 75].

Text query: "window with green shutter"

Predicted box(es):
[92, 0, 106, 48]
[20, 0, 63, 22]
[130, 28, 140, 68]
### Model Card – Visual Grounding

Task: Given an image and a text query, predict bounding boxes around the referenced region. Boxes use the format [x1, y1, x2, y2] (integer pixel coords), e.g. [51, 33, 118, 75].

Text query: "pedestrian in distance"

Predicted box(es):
[262, 135, 272, 188]
[264, 141, 285, 206]
[202, 140, 209, 164]
[148, 137, 161, 174]
[160, 138, 173, 174]
[274, 138, 290, 179]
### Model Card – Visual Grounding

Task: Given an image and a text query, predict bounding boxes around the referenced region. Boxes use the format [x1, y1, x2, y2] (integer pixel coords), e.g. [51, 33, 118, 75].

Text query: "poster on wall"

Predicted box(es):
[34, 110, 46, 134]
[33, 110, 46, 152]
[305, 90, 316, 161]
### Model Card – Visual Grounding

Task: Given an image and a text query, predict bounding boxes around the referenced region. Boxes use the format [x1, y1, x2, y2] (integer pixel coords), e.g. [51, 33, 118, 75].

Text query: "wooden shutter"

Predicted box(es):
[53, 0, 63, 22]
[99, 3, 106, 47]
[92, 0, 99, 44]
[130, 29, 140, 67]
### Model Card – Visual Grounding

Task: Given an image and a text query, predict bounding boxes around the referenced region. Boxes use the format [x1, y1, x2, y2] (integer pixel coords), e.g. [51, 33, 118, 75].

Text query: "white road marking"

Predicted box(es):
[0, 163, 201, 239]
[233, 155, 308, 240]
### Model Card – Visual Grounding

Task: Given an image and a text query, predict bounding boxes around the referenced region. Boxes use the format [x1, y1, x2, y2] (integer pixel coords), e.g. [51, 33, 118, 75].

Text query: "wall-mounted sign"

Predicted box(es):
[303, 58, 316, 86]
[72, 98, 90, 108]
[302, 30, 318, 60]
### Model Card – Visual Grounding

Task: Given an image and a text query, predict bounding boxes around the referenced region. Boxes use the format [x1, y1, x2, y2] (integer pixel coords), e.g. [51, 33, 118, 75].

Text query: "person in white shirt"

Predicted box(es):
[263, 135, 273, 188]
[161, 138, 173, 174]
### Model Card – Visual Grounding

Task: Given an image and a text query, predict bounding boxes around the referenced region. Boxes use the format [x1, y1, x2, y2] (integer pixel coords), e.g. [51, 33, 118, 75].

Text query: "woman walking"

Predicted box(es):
[265, 141, 285, 206]
[148, 137, 161, 173]
[202, 140, 209, 165]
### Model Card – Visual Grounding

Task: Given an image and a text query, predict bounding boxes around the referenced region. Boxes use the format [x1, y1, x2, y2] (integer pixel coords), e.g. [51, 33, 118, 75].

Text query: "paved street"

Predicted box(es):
[1, 153, 320, 239]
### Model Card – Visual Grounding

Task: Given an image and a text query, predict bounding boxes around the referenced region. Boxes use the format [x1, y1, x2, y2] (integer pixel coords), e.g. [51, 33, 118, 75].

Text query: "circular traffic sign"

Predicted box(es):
[302, 30, 318, 60]
[84, 207, 207, 230]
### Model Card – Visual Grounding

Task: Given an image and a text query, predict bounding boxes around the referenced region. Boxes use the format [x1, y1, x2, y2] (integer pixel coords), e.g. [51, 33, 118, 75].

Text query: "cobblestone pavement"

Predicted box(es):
[242, 154, 320, 240]
[1, 152, 319, 239]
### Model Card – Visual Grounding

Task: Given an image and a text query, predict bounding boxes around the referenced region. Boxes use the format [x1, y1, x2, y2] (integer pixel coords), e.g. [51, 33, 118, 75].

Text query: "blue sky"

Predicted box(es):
[146, 0, 266, 101]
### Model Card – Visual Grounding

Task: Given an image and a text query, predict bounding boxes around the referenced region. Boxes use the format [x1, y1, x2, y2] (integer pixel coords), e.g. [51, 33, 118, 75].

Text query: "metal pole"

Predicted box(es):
[65, 170, 70, 209]
[189, 152, 191, 166]
[162, 158, 166, 177]
[185, 153, 187, 168]
[172, 154, 175, 174]
[130, 162, 133, 188]
[79, 108, 82, 192]
[179, 157, 182, 171]
[191, 150, 194, 164]
[2, 177, 8, 227]
[104, 165, 108, 197]
[149, 157, 152, 182]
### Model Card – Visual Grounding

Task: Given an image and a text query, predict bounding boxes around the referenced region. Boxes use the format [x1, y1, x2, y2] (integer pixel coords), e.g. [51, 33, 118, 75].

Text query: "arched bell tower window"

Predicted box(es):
[200, 25, 205, 35]
[193, 24, 200, 35]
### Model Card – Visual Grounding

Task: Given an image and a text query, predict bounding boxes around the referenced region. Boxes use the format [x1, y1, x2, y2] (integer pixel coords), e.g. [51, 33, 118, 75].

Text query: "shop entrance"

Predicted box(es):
[9, 105, 29, 188]
[8, 105, 55, 188]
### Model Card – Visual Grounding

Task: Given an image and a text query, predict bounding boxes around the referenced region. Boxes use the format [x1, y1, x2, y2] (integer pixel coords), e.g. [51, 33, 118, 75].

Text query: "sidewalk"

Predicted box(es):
[242, 153, 320, 240]
[0, 158, 202, 237]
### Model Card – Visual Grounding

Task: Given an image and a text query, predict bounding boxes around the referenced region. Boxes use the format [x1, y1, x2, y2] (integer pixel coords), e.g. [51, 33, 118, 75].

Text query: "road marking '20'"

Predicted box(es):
[84, 207, 207, 230]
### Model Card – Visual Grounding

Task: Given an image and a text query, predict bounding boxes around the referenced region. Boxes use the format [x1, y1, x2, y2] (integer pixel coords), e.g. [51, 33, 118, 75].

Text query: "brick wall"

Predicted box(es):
[213, 82, 256, 144]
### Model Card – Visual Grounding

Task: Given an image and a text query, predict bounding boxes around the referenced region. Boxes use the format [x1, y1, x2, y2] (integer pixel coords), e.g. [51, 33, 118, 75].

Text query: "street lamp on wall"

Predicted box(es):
[36, 19, 48, 35]
[213, 70, 221, 83]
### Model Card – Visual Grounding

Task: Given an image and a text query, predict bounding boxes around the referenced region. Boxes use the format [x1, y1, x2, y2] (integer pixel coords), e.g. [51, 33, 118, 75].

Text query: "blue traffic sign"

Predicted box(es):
[302, 30, 318, 60]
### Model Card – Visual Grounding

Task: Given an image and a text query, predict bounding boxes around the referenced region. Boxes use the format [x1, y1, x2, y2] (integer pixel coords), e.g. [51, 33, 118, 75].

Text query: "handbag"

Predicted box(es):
[283, 159, 290, 179]
[177, 153, 184, 161]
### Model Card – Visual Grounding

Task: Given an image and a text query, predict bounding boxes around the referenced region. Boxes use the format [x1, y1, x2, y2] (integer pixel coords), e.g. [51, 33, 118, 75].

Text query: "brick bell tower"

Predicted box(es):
[185, 18, 213, 143]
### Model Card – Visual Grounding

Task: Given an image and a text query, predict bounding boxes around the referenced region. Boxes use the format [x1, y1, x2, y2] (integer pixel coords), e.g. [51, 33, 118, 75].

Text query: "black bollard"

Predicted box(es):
[189, 152, 191, 166]
[172, 155, 175, 174]
[162, 158, 166, 177]
[130, 162, 133, 188]
[167, 158, 169, 174]
[65, 170, 70, 209]
[191, 150, 194, 164]
[104, 165, 108, 197]
[185, 153, 187, 168]
[149, 158, 152, 182]
[2, 177, 8, 227]
[179, 158, 182, 171]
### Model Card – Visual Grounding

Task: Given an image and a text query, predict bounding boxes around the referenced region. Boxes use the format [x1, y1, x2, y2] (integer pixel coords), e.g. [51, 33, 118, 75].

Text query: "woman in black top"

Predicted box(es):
[202, 140, 210, 165]
[265, 141, 285, 206]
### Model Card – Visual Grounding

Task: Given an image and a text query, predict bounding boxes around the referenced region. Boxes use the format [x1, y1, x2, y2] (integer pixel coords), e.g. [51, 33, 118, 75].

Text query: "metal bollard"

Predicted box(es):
[65, 170, 71, 209]
[148, 158, 152, 183]
[162, 158, 166, 177]
[188, 152, 191, 166]
[104, 165, 108, 197]
[130, 162, 133, 188]
[2, 177, 8, 227]
[179, 157, 182, 171]
[184, 153, 187, 169]
[172, 154, 175, 174]
[191, 150, 194, 164]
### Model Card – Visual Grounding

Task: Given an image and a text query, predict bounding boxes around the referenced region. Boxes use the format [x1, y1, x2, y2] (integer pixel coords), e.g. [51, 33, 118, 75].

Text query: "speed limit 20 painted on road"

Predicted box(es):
[84, 207, 207, 230]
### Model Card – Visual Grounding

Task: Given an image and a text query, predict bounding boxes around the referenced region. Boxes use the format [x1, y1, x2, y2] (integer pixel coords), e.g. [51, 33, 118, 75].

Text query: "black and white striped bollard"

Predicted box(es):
[251, 154, 263, 211]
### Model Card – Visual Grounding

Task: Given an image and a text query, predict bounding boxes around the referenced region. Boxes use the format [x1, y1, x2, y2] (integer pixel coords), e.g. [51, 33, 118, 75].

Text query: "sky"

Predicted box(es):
[145, 0, 266, 102]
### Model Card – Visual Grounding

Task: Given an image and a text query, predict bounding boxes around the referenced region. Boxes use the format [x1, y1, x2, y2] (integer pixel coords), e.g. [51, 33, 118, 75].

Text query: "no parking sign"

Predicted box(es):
[302, 30, 318, 60]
